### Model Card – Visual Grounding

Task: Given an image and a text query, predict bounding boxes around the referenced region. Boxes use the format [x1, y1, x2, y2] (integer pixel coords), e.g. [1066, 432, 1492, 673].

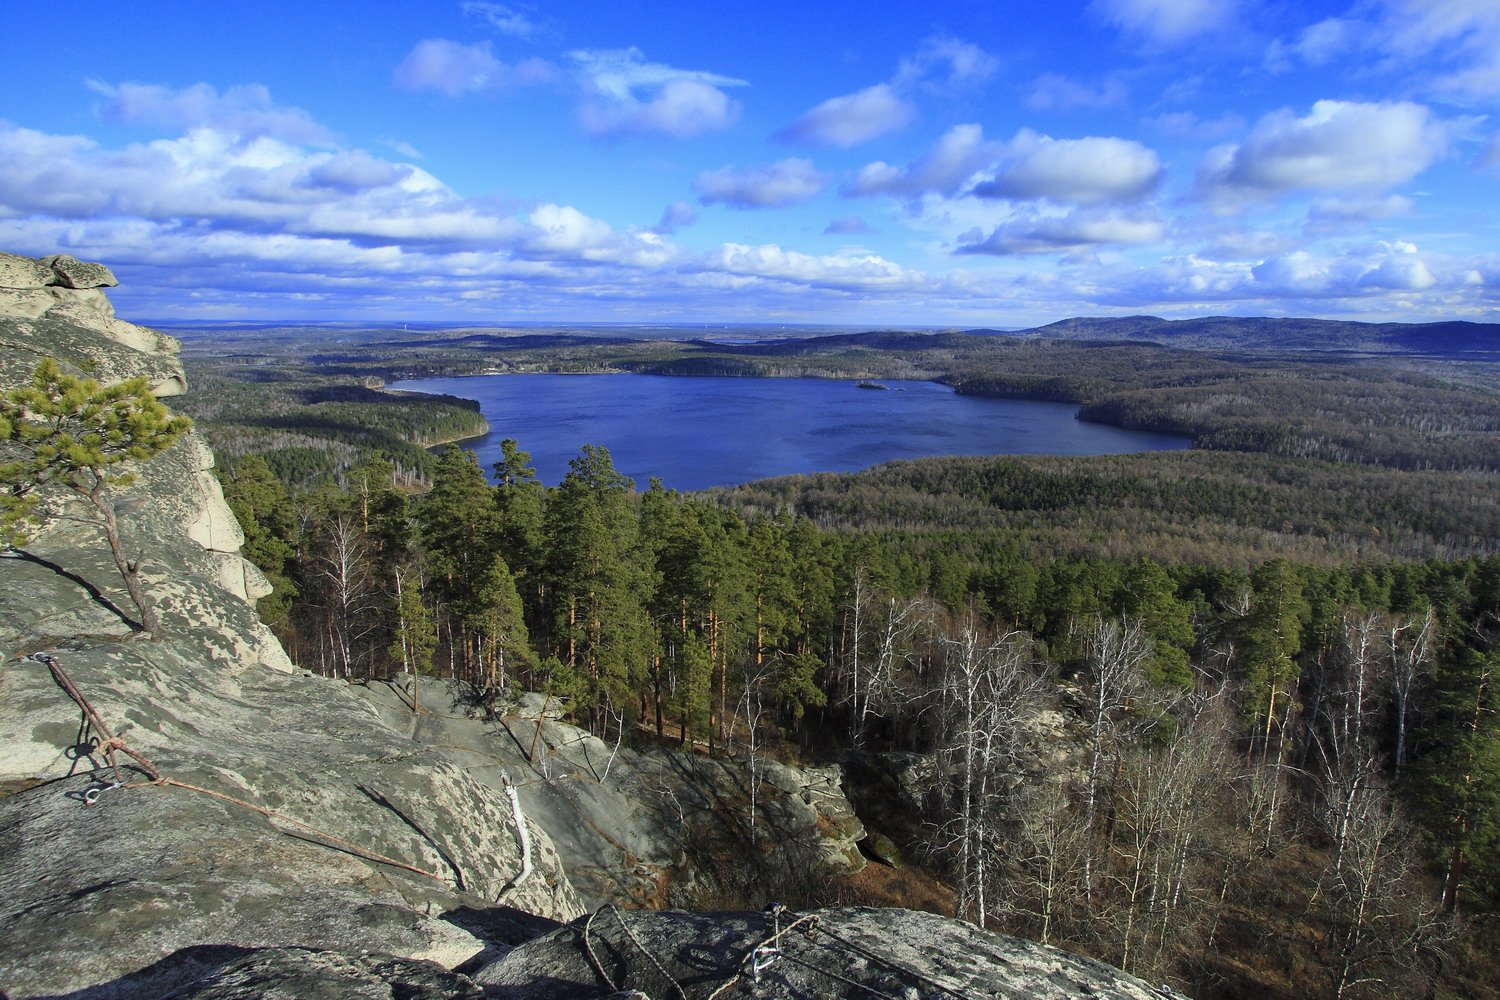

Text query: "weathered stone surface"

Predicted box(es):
[0, 250, 53, 289]
[359, 679, 865, 910]
[44, 251, 119, 288]
[0, 252, 582, 999]
[476, 906, 1178, 999]
[161, 948, 486, 999]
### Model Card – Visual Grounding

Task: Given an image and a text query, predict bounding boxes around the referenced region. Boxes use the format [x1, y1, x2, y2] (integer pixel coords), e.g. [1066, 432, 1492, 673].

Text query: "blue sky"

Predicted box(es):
[1, 0, 1498, 327]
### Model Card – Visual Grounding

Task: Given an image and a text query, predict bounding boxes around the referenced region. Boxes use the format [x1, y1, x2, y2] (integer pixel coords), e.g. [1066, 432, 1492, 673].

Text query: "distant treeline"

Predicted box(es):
[178, 361, 486, 485]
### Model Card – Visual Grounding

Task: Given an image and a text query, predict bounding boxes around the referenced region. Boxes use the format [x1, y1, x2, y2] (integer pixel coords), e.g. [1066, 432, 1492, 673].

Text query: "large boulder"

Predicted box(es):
[43, 251, 120, 288]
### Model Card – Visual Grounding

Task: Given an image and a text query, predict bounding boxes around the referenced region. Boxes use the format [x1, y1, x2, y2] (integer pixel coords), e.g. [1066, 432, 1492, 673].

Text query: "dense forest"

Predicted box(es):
[218, 437, 1498, 1000]
[184, 323, 1500, 999]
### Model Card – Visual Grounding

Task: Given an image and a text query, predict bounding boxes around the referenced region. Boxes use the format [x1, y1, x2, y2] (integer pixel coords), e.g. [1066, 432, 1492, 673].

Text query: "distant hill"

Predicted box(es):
[961, 315, 1500, 358]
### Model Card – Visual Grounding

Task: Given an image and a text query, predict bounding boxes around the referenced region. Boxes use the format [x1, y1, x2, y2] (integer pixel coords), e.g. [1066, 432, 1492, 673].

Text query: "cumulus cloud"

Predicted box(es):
[777, 84, 915, 148]
[652, 201, 697, 235]
[1267, 2, 1500, 98]
[394, 39, 556, 96]
[1269, 17, 1357, 70]
[973, 130, 1164, 205]
[778, 35, 994, 149]
[1026, 74, 1128, 111]
[846, 124, 1001, 198]
[706, 243, 925, 291]
[1197, 100, 1447, 207]
[957, 207, 1165, 255]
[461, 1, 548, 41]
[1092, 0, 1237, 45]
[1250, 241, 1437, 296]
[88, 81, 334, 145]
[0, 112, 965, 320]
[571, 48, 746, 138]
[694, 158, 830, 209]
[0, 119, 688, 268]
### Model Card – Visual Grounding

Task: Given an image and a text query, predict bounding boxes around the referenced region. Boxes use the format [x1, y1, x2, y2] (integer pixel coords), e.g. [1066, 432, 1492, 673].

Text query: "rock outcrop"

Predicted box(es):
[0, 252, 581, 999]
[359, 682, 867, 909]
[474, 906, 1177, 999]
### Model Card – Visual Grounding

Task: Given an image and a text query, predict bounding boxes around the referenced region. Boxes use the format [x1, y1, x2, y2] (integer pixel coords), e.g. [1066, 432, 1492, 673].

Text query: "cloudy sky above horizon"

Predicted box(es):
[2, 0, 1498, 327]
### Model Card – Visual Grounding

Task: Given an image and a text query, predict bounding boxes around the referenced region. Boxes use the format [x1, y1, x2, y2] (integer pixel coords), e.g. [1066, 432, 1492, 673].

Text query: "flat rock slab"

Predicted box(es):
[476, 906, 1179, 999]
[161, 948, 485, 1000]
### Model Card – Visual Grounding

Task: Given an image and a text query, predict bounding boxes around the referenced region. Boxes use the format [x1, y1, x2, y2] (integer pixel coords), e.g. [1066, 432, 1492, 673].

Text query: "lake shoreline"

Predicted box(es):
[391, 372, 1191, 492]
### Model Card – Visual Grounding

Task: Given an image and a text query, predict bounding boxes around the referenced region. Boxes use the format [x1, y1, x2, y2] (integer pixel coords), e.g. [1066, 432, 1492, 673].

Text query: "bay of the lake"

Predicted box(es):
[390, 374, 1190, 491]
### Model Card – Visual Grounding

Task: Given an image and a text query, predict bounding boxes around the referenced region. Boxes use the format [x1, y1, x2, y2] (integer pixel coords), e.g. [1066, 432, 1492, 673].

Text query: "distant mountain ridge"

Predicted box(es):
[962, 315, 1500, 357]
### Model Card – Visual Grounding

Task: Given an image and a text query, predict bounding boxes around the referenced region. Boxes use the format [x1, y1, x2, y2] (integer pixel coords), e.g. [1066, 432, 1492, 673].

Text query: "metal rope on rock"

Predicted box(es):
[703, 907, 987, 1000]
[811, 924, 981, 1000]
[581, 903, 689, 1000]
[29, 651, 455, 887]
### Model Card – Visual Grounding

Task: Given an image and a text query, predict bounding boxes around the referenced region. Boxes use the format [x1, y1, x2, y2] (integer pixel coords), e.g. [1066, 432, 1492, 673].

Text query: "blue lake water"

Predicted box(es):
[390, 374, 1190, 491]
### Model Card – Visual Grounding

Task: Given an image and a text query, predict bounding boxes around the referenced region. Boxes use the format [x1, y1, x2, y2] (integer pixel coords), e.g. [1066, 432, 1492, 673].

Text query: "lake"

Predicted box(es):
[390, 374, 1190, 490]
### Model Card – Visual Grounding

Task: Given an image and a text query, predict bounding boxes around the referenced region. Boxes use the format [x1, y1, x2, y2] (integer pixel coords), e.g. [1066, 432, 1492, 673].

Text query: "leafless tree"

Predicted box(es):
[314, 512, 379, 678]
[837, 571, 934, 746]
[1079, 615, 1150, 913]
[1311, 788, 1445, 1000]
[1107, 703, 1229, 977]
[1385, 607, 1434, 781]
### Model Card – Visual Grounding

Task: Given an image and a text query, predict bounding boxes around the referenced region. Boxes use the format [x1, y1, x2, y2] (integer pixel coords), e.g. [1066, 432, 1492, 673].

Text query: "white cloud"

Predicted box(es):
[1267, 2, 1500, 99]
[695, 158, 830, 209]
[381, 138, 424, 160]
[461, 2, 547, 41]
[1383, 0, 1500, 97]
[894, 36, 1000, 92]
[957, 207, 1165, 255]
[1197, 100, 1447, 207]
[393, 39, 556, 96]
[571, 48, 746, 138]
[1250, 241, 1438, 296]
[846, 124, 1000, 198]
[1092, 0, 1237, 45]
[973, 130, 1164, 205]
[88, 81, 333, 145]
[778, 84, 916, 148]
[1304, 194, 1414, 235]
[706, 243, 926, 291]
[1026, 74, 1128, 111]
[652, 201, 697, 235]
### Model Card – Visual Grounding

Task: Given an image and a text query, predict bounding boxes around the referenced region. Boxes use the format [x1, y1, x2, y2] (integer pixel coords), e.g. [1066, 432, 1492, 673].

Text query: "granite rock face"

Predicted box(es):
[358, 680, 867, 910]
[0, 253, 581, 999]
[476, 906, 1178, 999]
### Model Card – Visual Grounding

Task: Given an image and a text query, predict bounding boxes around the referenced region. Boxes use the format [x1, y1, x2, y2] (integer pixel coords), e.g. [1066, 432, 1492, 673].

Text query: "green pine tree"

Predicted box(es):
[1, 357, 192, 636]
